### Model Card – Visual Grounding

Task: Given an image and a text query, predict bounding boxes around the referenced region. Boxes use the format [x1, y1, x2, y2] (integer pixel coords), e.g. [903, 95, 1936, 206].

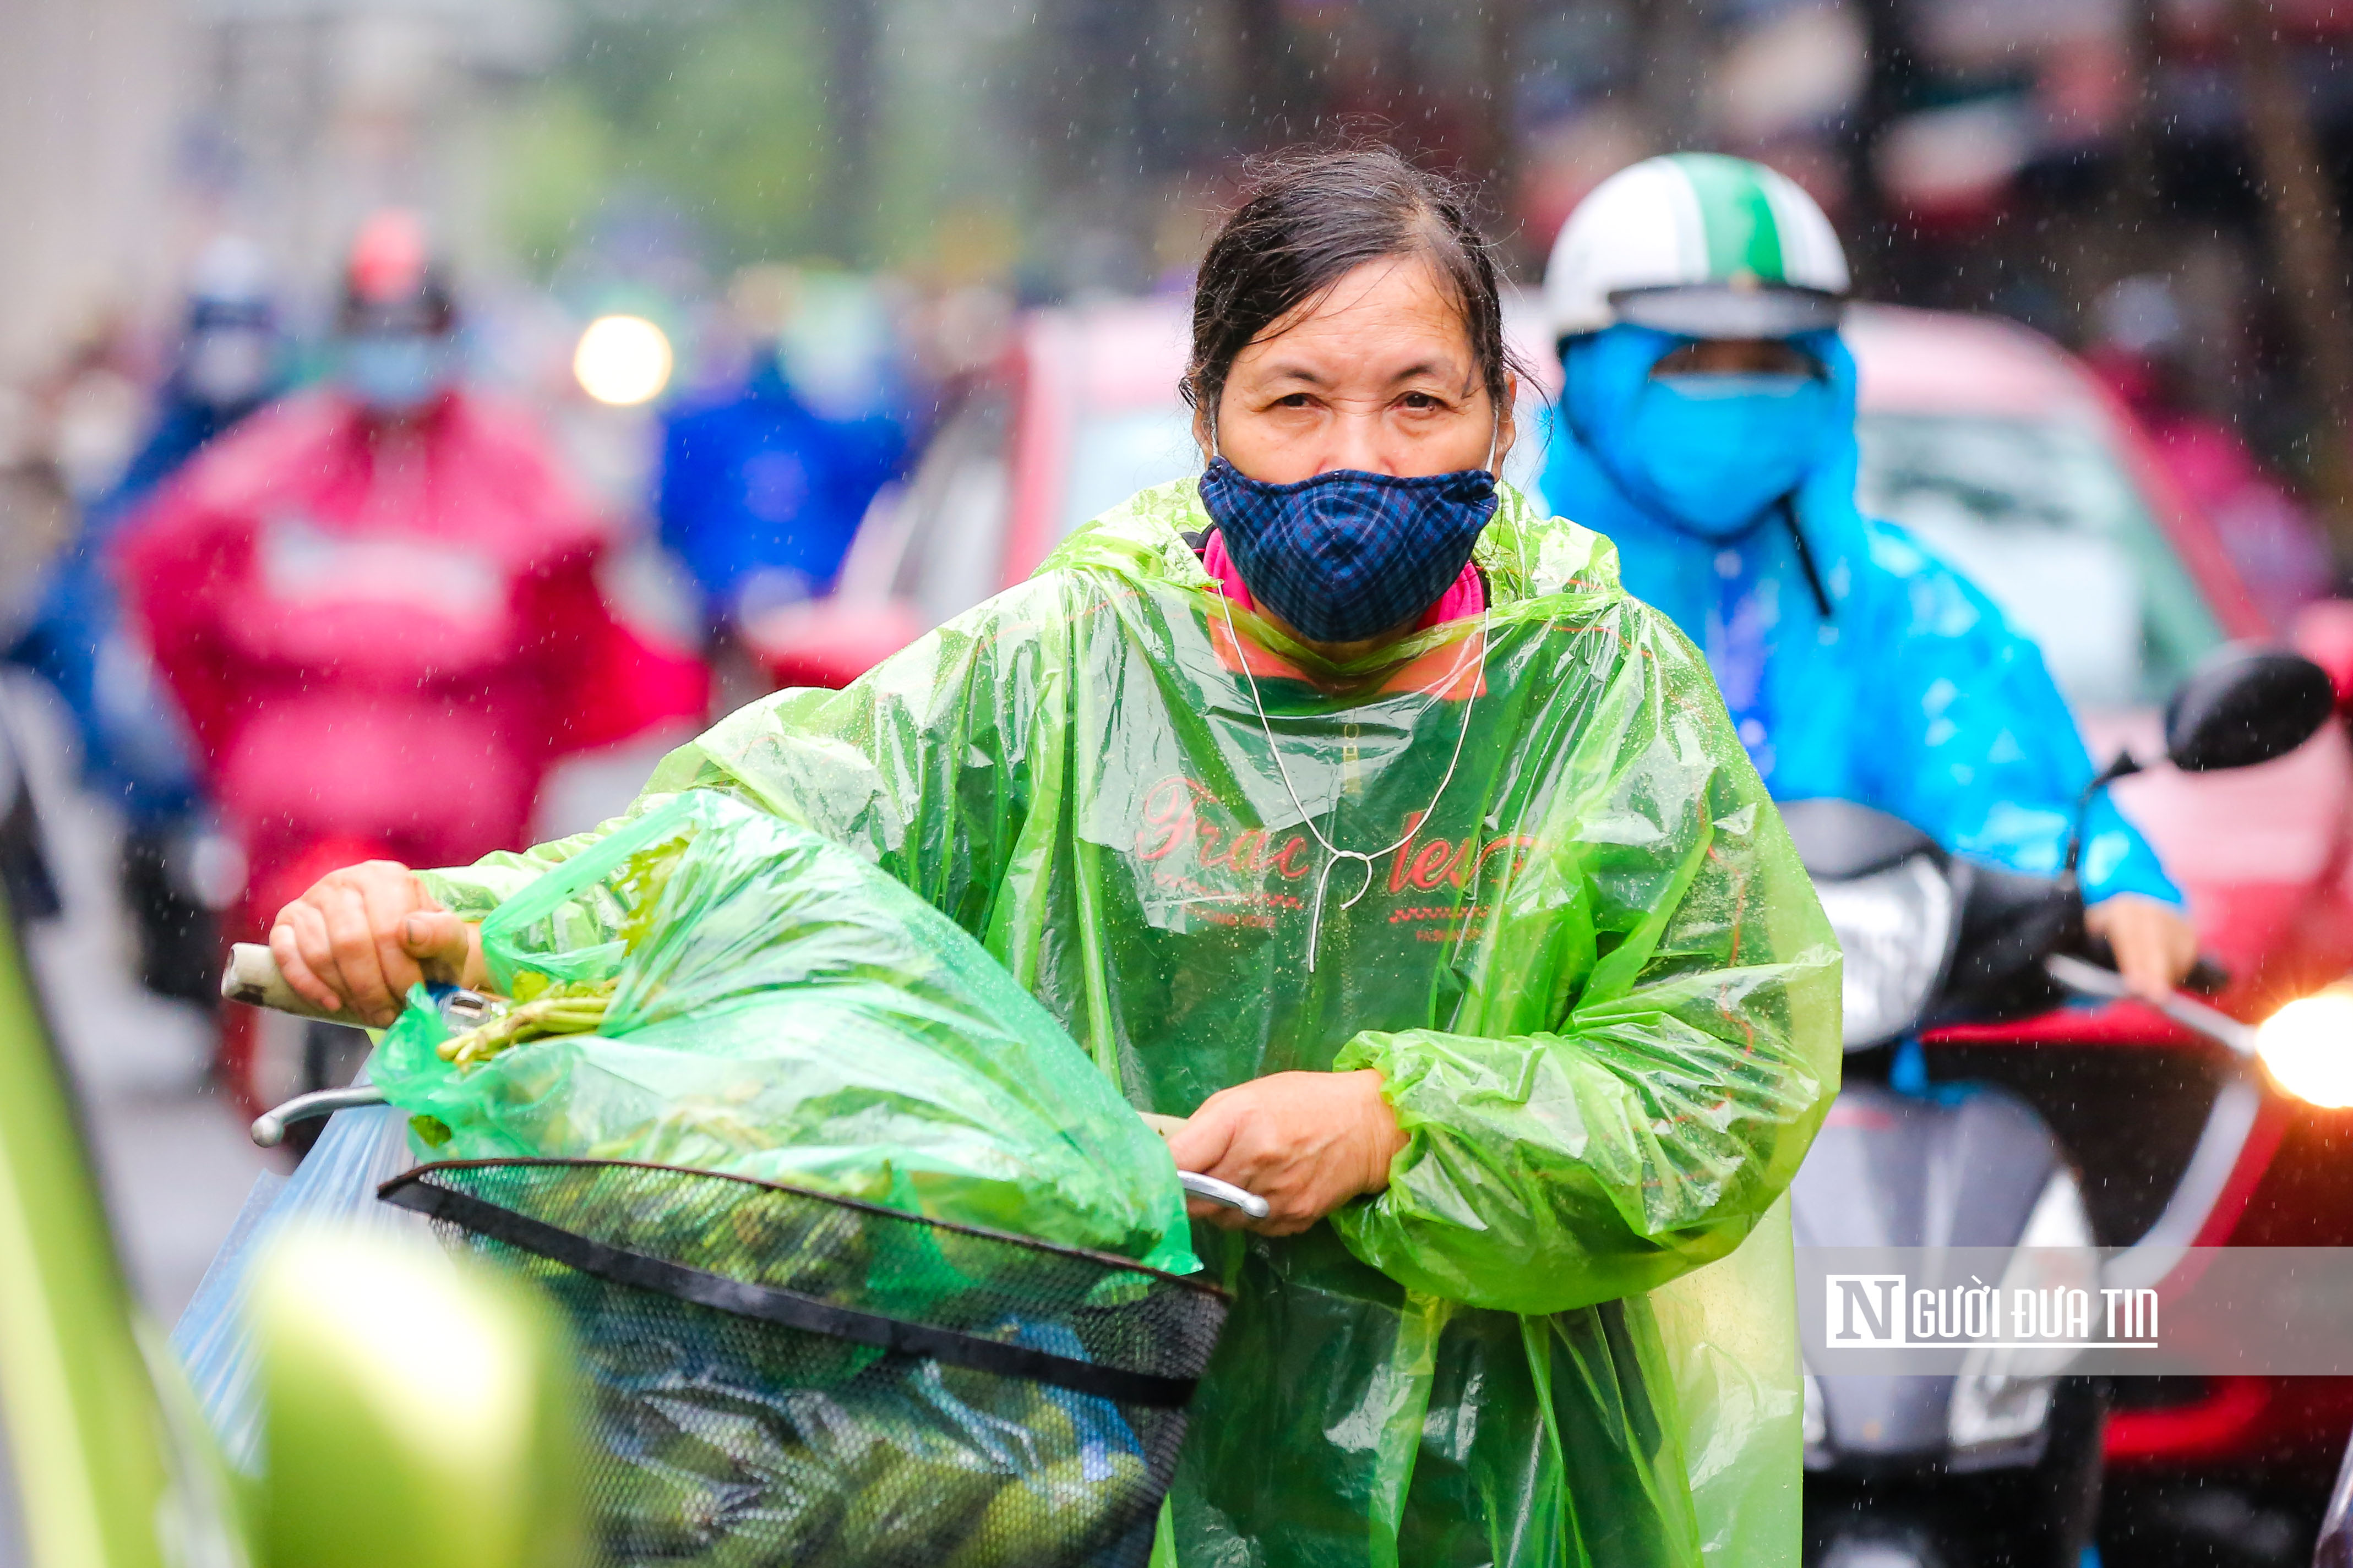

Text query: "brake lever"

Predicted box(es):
[2044, 952, 2257, 1057]
[251, 1085, 388, 1148]
[1179, 1171, 1272, 1220]
[1139, 1111, 1274, 1219]
[2076, 933, 2231, 996]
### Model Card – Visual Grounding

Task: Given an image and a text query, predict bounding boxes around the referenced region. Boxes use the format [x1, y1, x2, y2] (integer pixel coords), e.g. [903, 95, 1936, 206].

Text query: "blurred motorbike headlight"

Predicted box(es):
[1949, 1172, 2096, 1458]
[1812, 854, 1956, 1048]
[2254, 986, 2353, 1108]
[574, 314, 673, 407]
[1948, 1369, 2054, 1457]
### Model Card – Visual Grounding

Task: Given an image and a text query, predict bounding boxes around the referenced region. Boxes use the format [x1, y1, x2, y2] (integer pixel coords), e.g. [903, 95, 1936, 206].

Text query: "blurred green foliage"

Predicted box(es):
[492, 0, 835, 275]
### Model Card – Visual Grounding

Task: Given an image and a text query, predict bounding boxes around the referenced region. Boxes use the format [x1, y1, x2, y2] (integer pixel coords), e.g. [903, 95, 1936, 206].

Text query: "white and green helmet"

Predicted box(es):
[1542, 152, 1850, 342]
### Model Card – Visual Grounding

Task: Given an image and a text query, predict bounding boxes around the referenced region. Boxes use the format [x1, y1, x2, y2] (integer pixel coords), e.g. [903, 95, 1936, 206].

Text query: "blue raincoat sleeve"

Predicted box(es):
[1852, 523, 2180, 906]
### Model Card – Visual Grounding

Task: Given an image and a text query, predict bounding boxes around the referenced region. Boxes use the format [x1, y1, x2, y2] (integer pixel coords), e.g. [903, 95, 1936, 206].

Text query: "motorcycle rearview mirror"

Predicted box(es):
[2163, 644, 2335, 773]
[2065, 644, 2335, 873]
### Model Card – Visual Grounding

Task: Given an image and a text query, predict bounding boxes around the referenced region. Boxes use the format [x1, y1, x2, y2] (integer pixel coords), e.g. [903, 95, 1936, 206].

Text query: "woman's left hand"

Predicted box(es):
[1163, 1069, 1409, 1236]
[2085, 892, 2202, 1003]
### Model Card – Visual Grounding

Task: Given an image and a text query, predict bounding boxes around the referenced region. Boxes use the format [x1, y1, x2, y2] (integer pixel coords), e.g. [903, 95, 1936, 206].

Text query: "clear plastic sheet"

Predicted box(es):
[168, 1098, 418, 1469]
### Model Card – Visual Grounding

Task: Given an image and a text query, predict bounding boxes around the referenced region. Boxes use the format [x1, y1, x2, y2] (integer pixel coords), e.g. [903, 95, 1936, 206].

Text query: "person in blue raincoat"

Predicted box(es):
[9, 237, 287, 1004]
[657, 275, 911, 635]
[1538, 154, 2199, 1000]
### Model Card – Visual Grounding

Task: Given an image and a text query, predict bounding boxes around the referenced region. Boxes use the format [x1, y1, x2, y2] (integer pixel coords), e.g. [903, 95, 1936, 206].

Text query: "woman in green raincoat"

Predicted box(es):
[271, 149, 1841, 1568]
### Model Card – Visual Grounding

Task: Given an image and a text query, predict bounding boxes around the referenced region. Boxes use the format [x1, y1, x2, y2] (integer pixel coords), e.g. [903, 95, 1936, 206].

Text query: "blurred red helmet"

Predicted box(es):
[340, 209, 455, 335]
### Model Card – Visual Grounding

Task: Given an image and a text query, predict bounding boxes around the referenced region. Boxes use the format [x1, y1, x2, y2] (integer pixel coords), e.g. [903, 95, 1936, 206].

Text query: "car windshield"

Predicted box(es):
[1855, 412, 2225, 711]
[1061, 407, 1201, 538]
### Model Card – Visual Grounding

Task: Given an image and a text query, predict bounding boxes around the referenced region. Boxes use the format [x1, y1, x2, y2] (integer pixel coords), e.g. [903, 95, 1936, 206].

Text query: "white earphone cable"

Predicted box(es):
[1212, 590, 1485, 972]
[1198, 409, 1504, 970]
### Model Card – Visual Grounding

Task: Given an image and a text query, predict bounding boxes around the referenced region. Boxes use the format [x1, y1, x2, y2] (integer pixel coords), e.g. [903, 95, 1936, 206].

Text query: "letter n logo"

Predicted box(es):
[1826, 1275, 1907, 1346]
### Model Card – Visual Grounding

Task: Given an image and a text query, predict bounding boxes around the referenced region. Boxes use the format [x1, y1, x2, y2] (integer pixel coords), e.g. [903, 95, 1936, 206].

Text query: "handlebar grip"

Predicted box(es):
[2185, 956, 2233, 996]
[2078, 933, 2232, 996]
[220, 942, 347, 1022]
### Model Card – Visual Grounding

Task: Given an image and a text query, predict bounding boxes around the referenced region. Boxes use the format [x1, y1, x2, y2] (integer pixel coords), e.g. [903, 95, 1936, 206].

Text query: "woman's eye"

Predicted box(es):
[1399, 392, 1443, 411]
[1275, 393, 1313, 409]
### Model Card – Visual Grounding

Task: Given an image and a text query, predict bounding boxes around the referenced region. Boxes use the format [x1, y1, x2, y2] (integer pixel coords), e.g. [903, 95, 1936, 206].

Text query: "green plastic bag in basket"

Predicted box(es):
[372, 790, 1197, 1275]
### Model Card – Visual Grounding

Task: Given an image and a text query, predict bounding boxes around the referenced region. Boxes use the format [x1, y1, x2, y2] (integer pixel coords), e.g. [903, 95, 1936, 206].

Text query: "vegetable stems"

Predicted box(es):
[437, 981, 614, 1068]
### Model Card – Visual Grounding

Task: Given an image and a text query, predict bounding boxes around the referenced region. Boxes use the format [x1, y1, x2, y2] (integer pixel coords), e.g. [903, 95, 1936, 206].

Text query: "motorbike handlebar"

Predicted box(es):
[2042, 952, 2257, 1057]
[2042, 952, 2265, 1290]
[2076, 933, 2232, 997]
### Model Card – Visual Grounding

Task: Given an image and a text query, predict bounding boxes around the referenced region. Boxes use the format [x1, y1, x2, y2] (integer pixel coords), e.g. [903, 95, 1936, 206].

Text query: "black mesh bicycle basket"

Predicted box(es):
[379, 1158, 1228, 1568]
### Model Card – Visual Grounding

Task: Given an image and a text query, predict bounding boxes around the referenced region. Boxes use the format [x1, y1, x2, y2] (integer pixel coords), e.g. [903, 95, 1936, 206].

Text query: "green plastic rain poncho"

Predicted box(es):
[421, 478, 1841, 1568]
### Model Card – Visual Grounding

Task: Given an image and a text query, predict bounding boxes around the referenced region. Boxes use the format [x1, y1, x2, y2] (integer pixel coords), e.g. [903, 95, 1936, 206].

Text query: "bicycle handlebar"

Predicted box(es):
[221, 942, 348, 1022]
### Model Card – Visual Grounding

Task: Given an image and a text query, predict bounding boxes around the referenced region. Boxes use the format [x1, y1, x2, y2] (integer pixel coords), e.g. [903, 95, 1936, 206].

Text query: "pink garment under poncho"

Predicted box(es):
[1199, 529, 1485, 630]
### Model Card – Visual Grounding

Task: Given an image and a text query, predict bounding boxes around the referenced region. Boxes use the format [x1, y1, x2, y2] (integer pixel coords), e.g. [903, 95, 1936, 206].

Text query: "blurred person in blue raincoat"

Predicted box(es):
[8, 237, 287, 1006]
[1538, 154, 2199, 1001]
[657, 270, 912, 636]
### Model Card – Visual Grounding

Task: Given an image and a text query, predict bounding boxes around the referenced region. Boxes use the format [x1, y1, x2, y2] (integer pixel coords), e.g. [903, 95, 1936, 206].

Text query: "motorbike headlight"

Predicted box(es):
[1948, 1369, 2054, 1455]
[2254, 986, 2353, 1108]
[1812, 854, 1956, 1048]
[1948, 1172, 2096, 1457]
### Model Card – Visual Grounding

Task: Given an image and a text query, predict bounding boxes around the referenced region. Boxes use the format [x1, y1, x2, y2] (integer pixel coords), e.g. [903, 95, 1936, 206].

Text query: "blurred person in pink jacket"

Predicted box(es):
[115, 211, 706, 1111]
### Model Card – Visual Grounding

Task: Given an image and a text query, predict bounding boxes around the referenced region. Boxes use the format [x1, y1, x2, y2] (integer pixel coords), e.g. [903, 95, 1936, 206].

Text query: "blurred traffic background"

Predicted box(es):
[7, 0, 2353, 1563]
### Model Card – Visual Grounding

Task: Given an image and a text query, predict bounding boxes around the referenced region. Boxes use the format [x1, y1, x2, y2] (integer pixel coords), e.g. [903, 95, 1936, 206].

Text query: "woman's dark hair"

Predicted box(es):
[1183, 146, 1521, 427]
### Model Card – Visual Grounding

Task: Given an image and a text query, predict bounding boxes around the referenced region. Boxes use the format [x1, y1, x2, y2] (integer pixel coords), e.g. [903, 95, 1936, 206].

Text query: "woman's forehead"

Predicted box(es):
[1235, 255, 1473, 380]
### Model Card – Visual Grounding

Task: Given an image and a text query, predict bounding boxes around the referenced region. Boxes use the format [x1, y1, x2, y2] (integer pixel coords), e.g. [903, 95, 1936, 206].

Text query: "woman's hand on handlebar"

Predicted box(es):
[270, 861, 486, 1028]
[2085, 892, 2201, 1004]
[1163, 1069, 1408, 1236]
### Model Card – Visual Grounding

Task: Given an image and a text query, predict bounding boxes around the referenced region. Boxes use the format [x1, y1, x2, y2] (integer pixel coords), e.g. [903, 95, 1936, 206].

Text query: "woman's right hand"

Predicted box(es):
[269, 861, 486, 1027]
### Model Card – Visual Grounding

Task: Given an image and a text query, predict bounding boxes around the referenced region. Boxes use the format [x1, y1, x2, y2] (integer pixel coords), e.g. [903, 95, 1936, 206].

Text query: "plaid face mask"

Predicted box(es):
[1198, 457, 1499, 644]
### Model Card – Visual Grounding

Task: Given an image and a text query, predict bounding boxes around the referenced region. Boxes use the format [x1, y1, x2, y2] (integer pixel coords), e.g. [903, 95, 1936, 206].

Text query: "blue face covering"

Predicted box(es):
[340, 332, 454, 415]
[1611, 370, 1835, 540]
[1557, 325, 1850, 544]
[1198, 457, 1497, 644]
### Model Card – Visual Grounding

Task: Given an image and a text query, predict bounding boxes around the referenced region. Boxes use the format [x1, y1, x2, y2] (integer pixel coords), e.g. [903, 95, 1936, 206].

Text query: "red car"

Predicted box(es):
[751, 296, 2353, 1485]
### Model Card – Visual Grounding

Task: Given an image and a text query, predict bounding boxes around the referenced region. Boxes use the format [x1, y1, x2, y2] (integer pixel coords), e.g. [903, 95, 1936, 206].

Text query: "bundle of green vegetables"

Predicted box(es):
[367, 792, 1199, 1567]
[588, 1342, 1150, 1568]
[434, 978, 610, 1067]
[372, 790, 1194, 1274]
